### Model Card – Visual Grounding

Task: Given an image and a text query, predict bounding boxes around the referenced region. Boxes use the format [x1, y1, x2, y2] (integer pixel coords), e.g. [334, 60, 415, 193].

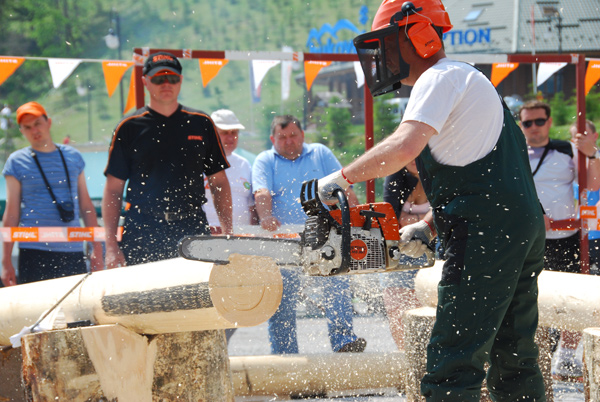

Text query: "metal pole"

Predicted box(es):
[116, 11, 125, 114]
[87, 82, 92, 142]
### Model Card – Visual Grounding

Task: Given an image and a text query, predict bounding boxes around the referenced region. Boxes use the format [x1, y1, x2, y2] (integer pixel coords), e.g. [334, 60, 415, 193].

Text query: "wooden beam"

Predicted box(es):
[415, 262, 600, 331]
[229, 352, 407, 398]
[0, 254, 282, 346]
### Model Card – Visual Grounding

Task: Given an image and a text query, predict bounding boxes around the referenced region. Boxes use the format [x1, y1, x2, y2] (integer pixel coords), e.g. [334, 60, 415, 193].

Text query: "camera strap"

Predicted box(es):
[30, 145, 73, 207]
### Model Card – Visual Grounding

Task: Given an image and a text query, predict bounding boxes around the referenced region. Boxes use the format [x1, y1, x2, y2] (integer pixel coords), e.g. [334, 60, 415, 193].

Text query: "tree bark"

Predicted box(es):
[21, 324, 234, 401]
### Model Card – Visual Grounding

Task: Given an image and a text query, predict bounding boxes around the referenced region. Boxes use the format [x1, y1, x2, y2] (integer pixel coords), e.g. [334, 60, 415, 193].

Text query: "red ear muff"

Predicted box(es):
[407, 22, 442, 58]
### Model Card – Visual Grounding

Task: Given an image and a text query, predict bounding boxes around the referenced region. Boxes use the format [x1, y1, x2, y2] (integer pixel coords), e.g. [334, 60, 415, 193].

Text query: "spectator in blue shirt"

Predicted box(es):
[252, 114, 365, 353]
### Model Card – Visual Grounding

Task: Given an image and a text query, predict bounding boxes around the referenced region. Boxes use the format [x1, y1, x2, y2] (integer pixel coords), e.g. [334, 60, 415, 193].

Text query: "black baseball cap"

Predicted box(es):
[143, 52, 183, 77]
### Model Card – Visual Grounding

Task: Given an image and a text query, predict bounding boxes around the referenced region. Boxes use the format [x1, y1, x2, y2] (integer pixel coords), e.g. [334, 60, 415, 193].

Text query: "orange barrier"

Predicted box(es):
[0, 227, 123, 242]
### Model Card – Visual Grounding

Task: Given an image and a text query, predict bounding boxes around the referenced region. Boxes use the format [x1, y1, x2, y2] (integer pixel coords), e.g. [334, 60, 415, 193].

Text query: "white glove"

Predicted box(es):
[317, 170, 351, 205]
[399, 220, 435, 258]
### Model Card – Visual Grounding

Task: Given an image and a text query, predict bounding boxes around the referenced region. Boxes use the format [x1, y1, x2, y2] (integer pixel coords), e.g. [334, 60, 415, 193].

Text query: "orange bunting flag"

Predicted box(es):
[199, 59, 229, 88]
[102, 60, 134, 97]
[123, 70, 137, 115]
[491, 63, 519, 87]
[585, 60, 600, 95]
[304, 60, 332, 91]
[0, 57, 25, 86]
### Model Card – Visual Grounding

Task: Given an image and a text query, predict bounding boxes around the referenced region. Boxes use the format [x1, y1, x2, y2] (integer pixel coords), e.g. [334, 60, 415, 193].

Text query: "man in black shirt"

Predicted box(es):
[102, 52, 232, 267]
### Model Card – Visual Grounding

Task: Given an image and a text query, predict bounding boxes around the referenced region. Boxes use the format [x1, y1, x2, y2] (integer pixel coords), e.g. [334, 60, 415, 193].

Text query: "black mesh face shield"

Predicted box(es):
[353, 25, 411, 97]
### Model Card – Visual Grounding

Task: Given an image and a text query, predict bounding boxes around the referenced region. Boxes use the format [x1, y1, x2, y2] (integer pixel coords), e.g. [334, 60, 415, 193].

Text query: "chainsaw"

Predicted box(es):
[178, 179, 434, 276]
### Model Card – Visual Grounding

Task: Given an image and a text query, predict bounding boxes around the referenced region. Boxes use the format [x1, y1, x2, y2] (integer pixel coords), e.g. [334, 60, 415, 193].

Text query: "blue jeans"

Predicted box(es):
[268, 268, 358, 353]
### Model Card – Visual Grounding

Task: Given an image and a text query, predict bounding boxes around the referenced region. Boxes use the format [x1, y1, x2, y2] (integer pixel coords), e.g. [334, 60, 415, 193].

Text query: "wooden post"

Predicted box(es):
[403, 307, 435, 402]
[21, 324, 234, 401]
[402, 309, 553, 401]
[535, 326, 555, 402]
[0, 346, 24, 402]
[583, 327, 600, 402]
[0, 254, 282, 346]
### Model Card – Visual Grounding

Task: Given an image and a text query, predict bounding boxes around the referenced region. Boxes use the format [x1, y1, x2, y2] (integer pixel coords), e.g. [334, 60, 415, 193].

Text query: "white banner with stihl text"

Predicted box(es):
[581, 206, 600, 231]
[0, 227, 123, 242]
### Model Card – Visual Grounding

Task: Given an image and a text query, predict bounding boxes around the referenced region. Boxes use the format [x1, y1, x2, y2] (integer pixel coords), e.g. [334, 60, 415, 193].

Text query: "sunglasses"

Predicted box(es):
[149, 74, 181, 85]
[521, 118, 548, 128]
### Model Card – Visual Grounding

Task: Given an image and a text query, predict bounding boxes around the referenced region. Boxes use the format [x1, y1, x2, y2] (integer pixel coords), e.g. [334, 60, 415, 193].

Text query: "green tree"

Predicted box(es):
[321, 96, 352, 147]
[373, 93, 399, 143]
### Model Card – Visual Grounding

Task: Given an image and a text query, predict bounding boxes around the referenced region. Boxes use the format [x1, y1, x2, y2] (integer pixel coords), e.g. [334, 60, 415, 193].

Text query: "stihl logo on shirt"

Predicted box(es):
[68, 228, 93, 241]
[350, 239, 368, 261]
[188, 135, 203, 141]
[11, 228, 39, 241]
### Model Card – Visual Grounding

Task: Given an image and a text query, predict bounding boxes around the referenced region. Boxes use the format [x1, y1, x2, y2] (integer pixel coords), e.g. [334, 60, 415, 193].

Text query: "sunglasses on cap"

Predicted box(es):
[149, 74, 181, 85]
[521, 118, 549, 128]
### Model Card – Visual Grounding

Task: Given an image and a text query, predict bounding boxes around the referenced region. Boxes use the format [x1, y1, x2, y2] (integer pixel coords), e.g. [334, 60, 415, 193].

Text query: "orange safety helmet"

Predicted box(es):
[372, 0, 453, 32]
[376, 0, 452, 59]
[353, 0, 453, 96]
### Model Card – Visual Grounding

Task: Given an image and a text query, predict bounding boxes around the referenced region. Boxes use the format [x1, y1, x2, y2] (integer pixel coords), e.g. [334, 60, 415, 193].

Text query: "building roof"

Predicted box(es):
[443, 0, 600, 56]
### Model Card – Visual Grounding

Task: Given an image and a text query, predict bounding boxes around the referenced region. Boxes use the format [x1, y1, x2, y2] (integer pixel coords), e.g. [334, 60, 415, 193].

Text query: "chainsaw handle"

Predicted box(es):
[329, 188, 351, 275]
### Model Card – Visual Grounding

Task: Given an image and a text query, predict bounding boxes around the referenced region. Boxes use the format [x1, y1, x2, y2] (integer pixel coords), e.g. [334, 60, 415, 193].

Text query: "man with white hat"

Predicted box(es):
[204, 109, 256, 230]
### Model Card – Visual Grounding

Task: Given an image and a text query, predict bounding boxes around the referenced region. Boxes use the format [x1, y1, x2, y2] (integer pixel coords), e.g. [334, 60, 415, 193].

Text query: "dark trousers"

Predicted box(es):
[421, 210, 546, 401]
[18, 248, 87, 284]
[121, 210, 210, 266]
[544, 231, 580, 273]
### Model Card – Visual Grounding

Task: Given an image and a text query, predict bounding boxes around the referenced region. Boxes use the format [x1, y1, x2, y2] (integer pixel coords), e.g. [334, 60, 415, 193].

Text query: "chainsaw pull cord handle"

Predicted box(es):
[330, 188, 351, 275]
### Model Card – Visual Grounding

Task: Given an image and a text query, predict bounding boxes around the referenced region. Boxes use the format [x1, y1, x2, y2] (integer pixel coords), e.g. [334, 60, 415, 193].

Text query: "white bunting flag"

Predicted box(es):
[537, 62, 567, 87]
[354, 61, 365, 88]
[252, 59, 281, 91]
[281, 46, 294, 101]
[48, 58, 82, 89]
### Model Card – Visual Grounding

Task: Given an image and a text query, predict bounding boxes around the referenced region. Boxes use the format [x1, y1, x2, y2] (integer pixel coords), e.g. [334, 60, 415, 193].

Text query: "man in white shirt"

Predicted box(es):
[318, 0, 547, 400]
[519, 100, 600, 273]
[203, 109, 256, 232]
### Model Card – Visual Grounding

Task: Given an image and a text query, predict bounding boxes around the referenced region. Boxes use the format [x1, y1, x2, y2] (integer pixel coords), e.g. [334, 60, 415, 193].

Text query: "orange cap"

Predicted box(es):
[16, 102, 47, 125]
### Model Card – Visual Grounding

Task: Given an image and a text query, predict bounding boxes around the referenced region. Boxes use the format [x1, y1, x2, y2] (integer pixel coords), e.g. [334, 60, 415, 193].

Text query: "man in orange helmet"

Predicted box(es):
[318, 1, 546, 400]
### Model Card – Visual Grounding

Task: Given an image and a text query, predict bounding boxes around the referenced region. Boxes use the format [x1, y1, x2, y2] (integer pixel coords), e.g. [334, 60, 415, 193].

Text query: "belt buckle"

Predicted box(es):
[164, 211, 180, 222]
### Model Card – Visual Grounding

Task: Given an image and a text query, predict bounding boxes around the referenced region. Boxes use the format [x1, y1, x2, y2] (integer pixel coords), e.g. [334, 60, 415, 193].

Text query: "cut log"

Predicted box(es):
[21, 324, 234, 401]
[229, 352, 406, 398]
[0, 254, 282, 346]
[583, 327, 600, 402]
[0, 346, 24, 402]
[402, 307, 553, 401]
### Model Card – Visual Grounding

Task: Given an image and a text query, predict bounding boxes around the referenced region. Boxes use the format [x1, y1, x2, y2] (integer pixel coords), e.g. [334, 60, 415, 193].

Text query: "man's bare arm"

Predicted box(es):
[102, 174, 126, 268]
[343, 121, 436, 184]
[207, 170, 233, 234]
[254, 188, 280, 231]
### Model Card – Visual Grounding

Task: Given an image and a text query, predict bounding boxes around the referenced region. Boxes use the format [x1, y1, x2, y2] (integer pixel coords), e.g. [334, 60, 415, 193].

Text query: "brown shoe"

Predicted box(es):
[336, 338, 367, 353]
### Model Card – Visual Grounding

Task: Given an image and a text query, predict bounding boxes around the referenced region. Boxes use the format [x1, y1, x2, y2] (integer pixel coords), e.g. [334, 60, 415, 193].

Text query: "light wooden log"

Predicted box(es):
[415, 262, 600, 331]
[583, 327, 600, 402]
[229, 352, 407, 398]
[0, 254, 282, 346]
[20, 324, 234, 401]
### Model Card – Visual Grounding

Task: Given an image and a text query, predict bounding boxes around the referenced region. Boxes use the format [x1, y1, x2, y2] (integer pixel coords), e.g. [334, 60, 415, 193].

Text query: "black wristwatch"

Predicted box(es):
[589, 150, 600, 159]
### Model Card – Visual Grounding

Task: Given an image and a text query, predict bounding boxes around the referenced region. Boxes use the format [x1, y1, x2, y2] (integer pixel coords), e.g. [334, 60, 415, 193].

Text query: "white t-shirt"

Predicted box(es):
[528, 142, 578, 239]
[204, 152, 254, 227]
[402, 58, 504, 166]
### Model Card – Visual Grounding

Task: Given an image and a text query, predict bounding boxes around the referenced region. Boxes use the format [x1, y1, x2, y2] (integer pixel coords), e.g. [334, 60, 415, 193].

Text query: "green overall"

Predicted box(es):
[417, 106, 547, 401]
